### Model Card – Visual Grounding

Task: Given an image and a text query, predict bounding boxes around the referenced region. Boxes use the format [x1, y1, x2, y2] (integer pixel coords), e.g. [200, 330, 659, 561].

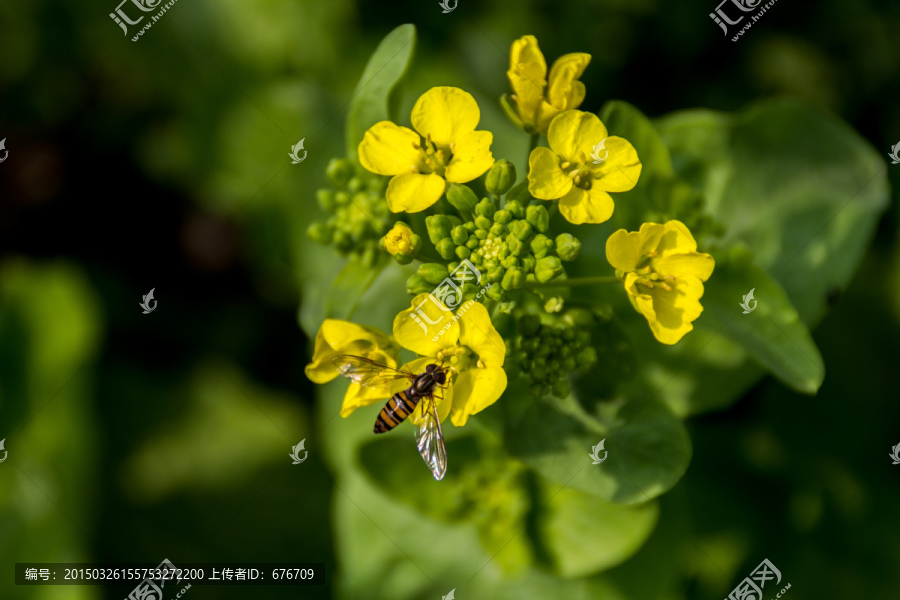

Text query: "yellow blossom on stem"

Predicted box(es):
[503, 35, 591, 135]
[528, 110, 642, 225]
[305, 319, 402, 416]
[393, 294, 507, 426]
[358, 86, 495, 214]
[606, 221, 715, 345]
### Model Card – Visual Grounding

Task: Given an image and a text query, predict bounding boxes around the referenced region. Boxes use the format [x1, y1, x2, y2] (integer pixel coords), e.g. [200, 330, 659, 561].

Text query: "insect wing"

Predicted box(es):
[415, 395, 447, 481]
[331, 355, 415, 390]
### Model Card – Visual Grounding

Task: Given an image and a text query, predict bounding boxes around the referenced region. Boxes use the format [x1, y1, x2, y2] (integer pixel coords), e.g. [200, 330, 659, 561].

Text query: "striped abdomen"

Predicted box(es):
[374, 388, 422, 434]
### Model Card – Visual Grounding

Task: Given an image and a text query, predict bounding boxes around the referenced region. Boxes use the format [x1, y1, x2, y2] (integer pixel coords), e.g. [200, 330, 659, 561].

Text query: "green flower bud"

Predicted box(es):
[334, 191, 350, 206]
[466, 238, 480, 250]
[530, 234, 554, 259]
[502, 256, 520, 269]
[505, 181, 533, 204]
[521, 256, 536, 272]
[544, 296, 564, 313]
[532, 366, 548, 382]
[526, 205, 550, 233]
[493, 209, 513, 225]
[576, 346, 598, 368]
[551, 378, 571, 399]
[489, 223, 505, 236]
[437, 238, 457, 260]
[509, 220, 533, 241]
[475, 229, 488, 240]
[507, 236, 525, 257]
[426, 215, 454, 245]
[486, 284, 504, 300]
[307, 222, 333, 245]
[593, 304, 613, 322]
[451, 225, 469, 246]
[418, 263, 450, 285]
[485, 159, 517, 196]
[347, 177, 364, 193]
[535, 256, 564, 283]
[455, 246, 470, 260]
[518, 314, 542, 337]
[563, 308, 595, 328]
[447, 183, 479, 213]
[325, 158, 354, 187]
[556, 233, 582, 261]
[562, 357, 577, 372]
[464, 221, 476, 232]
[407, 274, 433, 295]
[316, 189, 336, 211]
[501, 268, 525, 291]
[475, 216, 492, 230]
[506, 200, 526, 219]
[488, 266, 505, 283]
[475, 198, 497, 219]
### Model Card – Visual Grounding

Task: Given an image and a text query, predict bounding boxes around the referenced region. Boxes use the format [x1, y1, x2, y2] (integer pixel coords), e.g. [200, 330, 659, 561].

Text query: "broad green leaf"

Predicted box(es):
[656, 98, 890, 325]
[536, 481, 659, 578]
[323, 254, 388, 321]
[346, 24, 417, 160]
[503, 383, 692, 505]
[699, 255, 825, 394]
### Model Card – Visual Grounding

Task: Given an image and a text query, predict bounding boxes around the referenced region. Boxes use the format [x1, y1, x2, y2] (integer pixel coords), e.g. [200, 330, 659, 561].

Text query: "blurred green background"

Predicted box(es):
[1, 0, 899, 598]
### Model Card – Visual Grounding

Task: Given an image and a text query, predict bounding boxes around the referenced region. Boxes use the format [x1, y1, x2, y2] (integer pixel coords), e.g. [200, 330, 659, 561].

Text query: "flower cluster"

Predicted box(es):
[307, 158, 392, 266]
[511, 312, 597, 398]
[306, 33, 716, 437]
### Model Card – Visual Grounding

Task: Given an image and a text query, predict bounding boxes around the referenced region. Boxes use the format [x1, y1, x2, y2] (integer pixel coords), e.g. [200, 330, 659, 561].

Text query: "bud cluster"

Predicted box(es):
[511, 313, 597, 398]
[412, 178, 582, 302]
[307, 158, 392, 266]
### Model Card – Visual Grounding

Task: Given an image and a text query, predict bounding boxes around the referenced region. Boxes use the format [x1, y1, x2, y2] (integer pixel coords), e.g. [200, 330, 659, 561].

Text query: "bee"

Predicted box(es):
[331, 355, 449, 480]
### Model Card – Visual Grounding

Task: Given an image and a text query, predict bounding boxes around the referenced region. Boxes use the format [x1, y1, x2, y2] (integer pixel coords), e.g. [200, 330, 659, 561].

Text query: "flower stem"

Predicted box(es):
[527, 275, 619, 289]
[526, 133, 540, 173]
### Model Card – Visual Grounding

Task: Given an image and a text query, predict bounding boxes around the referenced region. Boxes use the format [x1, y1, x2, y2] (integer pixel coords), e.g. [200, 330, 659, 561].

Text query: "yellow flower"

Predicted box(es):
[358, 86, 495, 214]
[504, 35, 590, 135]
[528, 110, 641, 225]
[606, 221, 715, 345]
[381, 221, 421, 264]
[393, 294, 507, 427]
[304, 319, 402, 416]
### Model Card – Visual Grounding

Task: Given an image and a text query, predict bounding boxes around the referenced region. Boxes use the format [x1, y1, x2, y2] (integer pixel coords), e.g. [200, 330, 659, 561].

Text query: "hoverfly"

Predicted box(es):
[332, 355, 449, 480]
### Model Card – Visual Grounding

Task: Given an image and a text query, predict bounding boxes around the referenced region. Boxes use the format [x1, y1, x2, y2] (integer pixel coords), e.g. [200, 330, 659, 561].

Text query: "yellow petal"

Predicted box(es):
[528, 146, 572, 200]
[641, 276, 707, 345]
[305, 319, 398, 383]
[358, 122, 421, 176]
[449, 366, 507, 427]
[558, 185, 614, 225]
[458, 301, 506, 367]
[546, 52, 590, 109]
[411, 86, 481, 147]
[653, 253, 715, 282]
[445, 130, 495, 183]
[340, 379, 406, 418]
[393, 293, 460, 358]
[654, 220, 698, 255]
[547, 110, 607, 162]
[588, 136, 642, 192]
[386, 172, 446, 213]
[507, 35, 547, 127]
[606, 229, 644, 273]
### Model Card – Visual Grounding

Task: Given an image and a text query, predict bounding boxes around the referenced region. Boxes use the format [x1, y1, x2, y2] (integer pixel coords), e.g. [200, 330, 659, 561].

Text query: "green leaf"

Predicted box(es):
[537, 481, 659, 578]
[504, 382, 692, 505]
[656, 98, 890, 325]
[323, 254, 388, 321]
[346, 24, 417, 161]
[699, 255, 825, 394]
